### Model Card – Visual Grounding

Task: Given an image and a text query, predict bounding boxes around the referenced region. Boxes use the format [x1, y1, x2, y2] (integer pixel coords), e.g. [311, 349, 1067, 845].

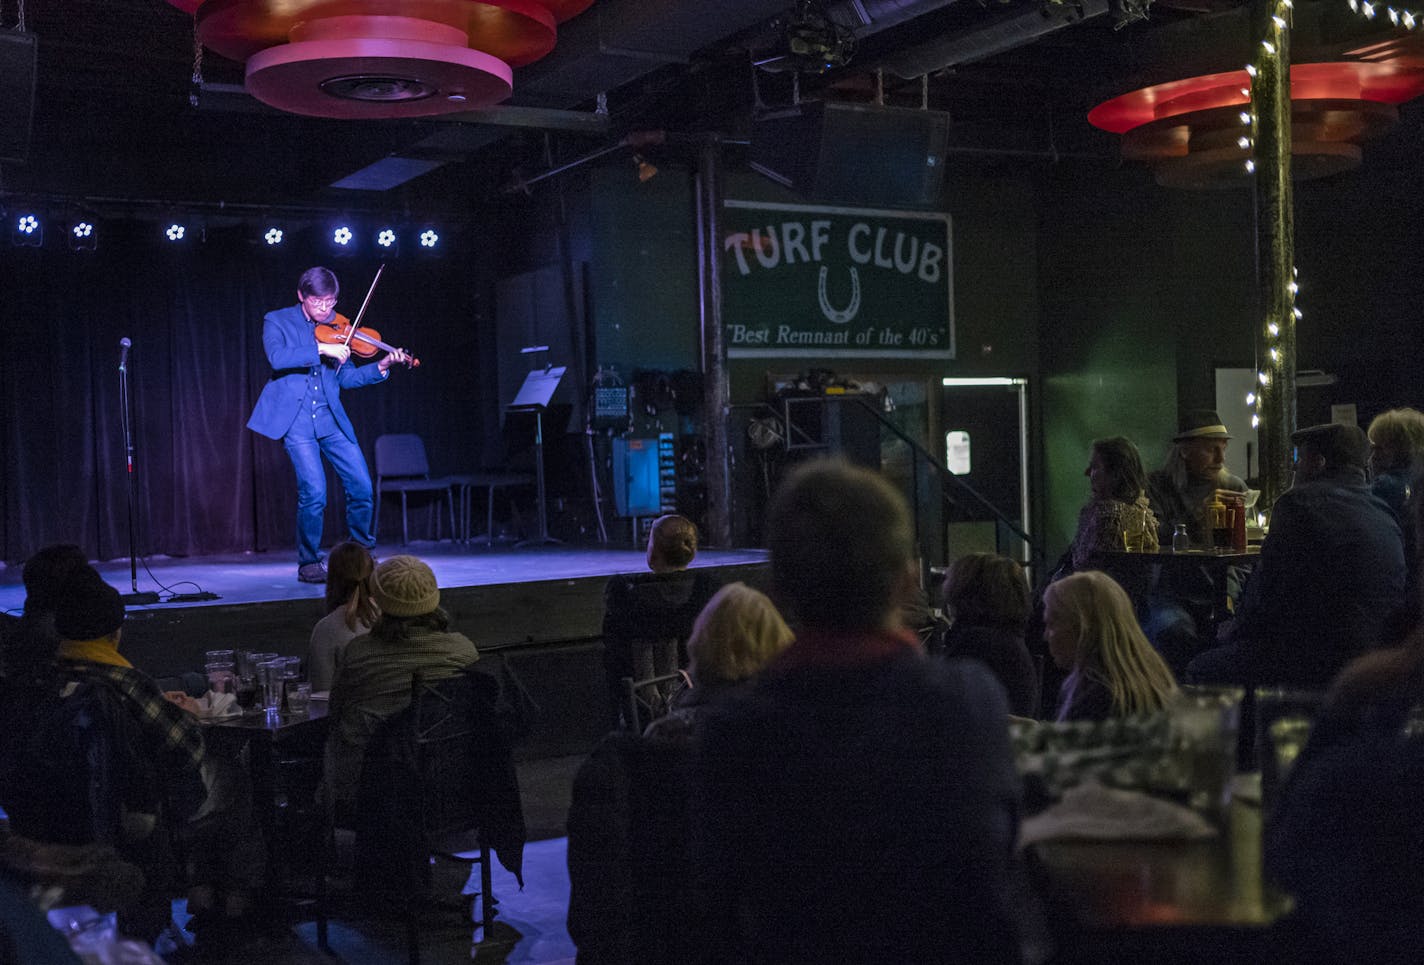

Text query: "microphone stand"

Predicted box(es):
[118, 345, 159, 605]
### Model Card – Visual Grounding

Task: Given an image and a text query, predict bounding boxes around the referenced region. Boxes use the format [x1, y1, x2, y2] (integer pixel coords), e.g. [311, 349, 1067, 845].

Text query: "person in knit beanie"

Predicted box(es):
[323, 555, 479, 808]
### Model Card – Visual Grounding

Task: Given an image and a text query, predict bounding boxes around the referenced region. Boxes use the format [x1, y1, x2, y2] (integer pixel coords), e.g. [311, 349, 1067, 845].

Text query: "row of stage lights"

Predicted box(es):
[8, 210, 443, 254]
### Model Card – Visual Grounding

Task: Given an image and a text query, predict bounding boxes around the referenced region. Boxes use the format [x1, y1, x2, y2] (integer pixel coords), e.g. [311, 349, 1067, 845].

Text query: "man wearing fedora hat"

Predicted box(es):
[1146, 410, 1248, 544]
[1142, 410, 1250, 674]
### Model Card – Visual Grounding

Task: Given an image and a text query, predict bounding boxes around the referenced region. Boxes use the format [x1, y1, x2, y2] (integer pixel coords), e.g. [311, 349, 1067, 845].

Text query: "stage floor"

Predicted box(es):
[0, 541, 769, 615]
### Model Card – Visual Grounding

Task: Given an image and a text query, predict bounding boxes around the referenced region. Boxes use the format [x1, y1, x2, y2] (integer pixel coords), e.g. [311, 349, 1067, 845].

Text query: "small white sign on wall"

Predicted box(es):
[1215, 368, 1261, 481]
[1330, 404, 1359, 427]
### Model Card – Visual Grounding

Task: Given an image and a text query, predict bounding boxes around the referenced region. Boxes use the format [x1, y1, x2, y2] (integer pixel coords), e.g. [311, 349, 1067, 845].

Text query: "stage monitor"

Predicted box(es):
[0, 31, 37, 164]
[750, 102, 951, 210]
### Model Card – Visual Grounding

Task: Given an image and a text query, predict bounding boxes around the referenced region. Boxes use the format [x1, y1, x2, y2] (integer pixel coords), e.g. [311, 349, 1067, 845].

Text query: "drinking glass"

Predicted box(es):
[204, 662, 236, 694]
[234, 675, 259, 713]
[205, 649, 236, 666]
[1255, 687, 1322, 815]
[236, 650, 258, 679]
[1171, 685, 1244, 818]
[258, 660, 285, 712]
[286, 682, 312, 716]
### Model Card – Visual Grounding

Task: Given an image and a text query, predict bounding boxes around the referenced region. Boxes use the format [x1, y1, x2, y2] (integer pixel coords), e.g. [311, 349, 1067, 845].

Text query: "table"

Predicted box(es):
[1100, 547, 1261, 622]
[202, 702, 330, 890]
[1030, 793, 1294, 963]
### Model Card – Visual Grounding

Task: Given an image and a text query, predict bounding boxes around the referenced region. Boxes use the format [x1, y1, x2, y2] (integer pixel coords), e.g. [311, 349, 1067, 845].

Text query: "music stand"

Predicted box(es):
[508, 365, 566, 547]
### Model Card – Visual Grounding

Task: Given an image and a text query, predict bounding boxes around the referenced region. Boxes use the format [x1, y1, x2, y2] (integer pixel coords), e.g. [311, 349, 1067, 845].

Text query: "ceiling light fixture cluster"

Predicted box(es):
[165, 0, 593, 119]
[0, 208, 448, 254]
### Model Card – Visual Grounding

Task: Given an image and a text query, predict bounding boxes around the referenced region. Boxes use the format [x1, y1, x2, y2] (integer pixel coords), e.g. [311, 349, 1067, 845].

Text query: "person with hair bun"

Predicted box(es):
[306, 541, 380, 691]
[1043, 570, 1177, 722]
[600, 514, 718, 728]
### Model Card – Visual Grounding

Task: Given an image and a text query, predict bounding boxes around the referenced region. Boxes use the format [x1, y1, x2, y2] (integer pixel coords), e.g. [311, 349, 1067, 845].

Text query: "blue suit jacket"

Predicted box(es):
[246, 304, 387, 442]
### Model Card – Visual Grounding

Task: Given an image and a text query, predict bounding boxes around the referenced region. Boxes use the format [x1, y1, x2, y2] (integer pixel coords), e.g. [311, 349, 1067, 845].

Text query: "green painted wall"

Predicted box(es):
[1037, 165, 1254, 565]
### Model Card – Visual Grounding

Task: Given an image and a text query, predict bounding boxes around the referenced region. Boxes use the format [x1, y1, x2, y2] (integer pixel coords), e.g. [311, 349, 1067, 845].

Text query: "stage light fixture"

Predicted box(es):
[419, 228, 439, 249]
[376, 227, 397, 250]
[165, 222, 187, 242]
[68, 218, 97, 252]
[332, 225, 353, 247]
[12, 212, 42, 247]
[264, 226, 284, 246]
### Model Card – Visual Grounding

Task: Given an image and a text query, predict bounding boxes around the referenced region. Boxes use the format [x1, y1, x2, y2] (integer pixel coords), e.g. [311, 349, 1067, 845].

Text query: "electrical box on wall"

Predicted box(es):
[613, 437, 661, 516]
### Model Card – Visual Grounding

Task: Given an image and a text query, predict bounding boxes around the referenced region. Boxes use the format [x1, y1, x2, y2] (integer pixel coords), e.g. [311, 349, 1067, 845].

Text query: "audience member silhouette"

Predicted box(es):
[1189, 423, 1405, 690]
[567, 582, 792, 965]
[692, 460, 1023, 964]
[931, 553, 1040, 718]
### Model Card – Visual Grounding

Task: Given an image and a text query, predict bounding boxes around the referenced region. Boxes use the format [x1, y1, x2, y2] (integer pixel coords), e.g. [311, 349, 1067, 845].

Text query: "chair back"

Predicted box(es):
[374, 433, 432, 479]
[0, 679, 133, 846]
[354, 668, 526, 890]
[621, 672, 688, 733]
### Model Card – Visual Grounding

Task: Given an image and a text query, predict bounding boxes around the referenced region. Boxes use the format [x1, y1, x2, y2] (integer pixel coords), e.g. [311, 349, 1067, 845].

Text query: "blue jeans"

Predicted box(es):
[283, 427, 374, 565]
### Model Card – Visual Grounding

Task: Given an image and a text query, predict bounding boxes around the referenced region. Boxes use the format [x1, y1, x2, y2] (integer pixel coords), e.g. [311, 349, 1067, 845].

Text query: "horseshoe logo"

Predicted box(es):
[818, 266, 861, 324]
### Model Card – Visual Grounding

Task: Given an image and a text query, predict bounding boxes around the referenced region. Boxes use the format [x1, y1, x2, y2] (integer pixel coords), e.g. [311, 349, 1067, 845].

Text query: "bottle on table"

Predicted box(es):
[1172, 523, 1191, 553]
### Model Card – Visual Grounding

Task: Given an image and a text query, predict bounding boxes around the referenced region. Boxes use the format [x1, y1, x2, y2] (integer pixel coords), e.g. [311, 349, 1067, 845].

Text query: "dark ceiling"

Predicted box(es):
[0, 0, 1410, 219]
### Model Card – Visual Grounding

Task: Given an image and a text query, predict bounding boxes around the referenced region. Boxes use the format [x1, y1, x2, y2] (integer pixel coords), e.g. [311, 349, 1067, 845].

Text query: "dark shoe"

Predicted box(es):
[297, 562, 327, 584]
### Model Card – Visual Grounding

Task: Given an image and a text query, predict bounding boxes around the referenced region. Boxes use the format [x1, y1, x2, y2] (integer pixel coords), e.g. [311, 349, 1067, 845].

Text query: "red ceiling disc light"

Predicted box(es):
[1089, 61, 1424, 189]
[168, 0, 593, 118]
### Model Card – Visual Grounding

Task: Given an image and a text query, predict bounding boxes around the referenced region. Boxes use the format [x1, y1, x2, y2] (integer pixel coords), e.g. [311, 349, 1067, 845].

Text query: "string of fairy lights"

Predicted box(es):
[1239, 0, 1299, 438]
[1241, 0, 1406, 435]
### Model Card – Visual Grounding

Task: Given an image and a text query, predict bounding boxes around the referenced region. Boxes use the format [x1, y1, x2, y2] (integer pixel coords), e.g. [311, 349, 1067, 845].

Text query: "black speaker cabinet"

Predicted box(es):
[0, 31, 37, 164]
[750, 102, 951, 210]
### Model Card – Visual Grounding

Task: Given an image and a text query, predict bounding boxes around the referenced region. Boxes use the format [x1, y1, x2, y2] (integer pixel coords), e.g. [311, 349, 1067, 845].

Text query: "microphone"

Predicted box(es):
[119, 337, 131, 372]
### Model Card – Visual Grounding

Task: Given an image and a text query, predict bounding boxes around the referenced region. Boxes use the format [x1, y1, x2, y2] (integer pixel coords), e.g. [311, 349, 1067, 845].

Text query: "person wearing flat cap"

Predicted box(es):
[1188, 422, 1406, 690]
[323, 554, 480, 808]
[1142, 410, 1251, 674]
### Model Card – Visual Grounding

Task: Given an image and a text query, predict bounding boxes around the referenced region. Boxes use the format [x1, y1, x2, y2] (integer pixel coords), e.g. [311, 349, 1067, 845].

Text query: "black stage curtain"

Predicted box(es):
[0, 223, 490, 565]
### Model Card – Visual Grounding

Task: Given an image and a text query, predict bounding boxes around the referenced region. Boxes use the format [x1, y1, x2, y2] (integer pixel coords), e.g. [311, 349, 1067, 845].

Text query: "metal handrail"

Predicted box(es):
[846, 396, 1039, 557]
[729, 396, 1042, 569]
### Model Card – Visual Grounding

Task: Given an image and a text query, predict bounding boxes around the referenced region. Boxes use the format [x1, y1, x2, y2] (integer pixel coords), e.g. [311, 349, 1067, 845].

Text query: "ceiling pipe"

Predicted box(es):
[500, 130, 669, 194]
[825, 0, 962, 36]
[879, 0, 1110, 78]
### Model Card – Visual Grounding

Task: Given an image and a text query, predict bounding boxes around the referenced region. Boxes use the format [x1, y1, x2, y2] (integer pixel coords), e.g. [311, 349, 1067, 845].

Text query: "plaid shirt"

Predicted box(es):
[57, 658, 207, 817]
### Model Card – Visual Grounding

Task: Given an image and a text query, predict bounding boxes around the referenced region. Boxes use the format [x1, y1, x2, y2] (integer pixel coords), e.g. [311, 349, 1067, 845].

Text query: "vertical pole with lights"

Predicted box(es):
[1248, 0, 1296, 512]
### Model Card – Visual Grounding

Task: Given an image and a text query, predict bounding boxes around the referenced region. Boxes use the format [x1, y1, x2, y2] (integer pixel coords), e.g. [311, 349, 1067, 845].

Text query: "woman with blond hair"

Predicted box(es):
[306, 541, 380, 691]
[1043, 570, 1177, 722]
[644, 581, 793, 742]
[1367, 408, 1424, 517]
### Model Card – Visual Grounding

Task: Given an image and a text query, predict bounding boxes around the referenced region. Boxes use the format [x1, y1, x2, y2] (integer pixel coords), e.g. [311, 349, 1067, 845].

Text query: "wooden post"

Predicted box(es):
[697, 137, 733, 548]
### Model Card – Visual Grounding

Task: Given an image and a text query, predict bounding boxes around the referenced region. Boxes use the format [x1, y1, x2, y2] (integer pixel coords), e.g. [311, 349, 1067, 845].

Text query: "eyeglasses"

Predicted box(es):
[304, 295, 337, 310]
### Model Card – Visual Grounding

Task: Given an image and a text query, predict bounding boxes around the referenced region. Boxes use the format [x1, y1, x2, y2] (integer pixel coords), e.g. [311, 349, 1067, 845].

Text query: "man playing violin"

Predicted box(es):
[247, 267, 412, 583]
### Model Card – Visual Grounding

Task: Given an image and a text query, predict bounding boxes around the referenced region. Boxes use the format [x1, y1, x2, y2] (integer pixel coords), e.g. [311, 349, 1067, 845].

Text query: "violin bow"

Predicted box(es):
[335, 262, 386, 372]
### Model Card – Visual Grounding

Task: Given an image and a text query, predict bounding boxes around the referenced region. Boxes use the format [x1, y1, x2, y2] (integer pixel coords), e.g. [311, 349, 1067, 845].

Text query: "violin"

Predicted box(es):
[314, 263, 420, 369]
[315, 315, 420, 368]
